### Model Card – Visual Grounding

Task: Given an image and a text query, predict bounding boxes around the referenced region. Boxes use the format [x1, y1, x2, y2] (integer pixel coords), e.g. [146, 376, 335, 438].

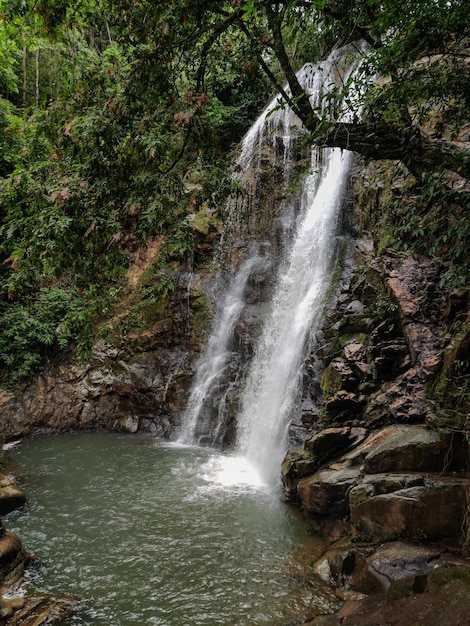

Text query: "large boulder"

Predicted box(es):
[0, 527, 29, 587]
[304, 427, 369, 467]
[350, 477, 468, 543]
[314, 541, 445, 595]
[289, 424, 469, 546]
[297, 466, 362, 517]
[362, 425, 467, 473]
[0, 474, 26, 515]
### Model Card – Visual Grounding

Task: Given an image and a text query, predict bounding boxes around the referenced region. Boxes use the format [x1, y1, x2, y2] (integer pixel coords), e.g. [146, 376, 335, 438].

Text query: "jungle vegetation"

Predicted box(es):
[0, 0, 468, 381]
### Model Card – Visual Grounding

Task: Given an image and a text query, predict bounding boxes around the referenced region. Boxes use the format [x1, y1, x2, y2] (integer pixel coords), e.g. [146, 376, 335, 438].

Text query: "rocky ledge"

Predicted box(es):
[284, 424, 468, 544]
[283, 240, 470, 623]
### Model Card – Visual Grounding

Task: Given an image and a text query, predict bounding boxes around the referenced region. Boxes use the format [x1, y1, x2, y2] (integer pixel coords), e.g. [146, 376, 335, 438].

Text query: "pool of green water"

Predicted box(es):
[4, 432, 334, 625]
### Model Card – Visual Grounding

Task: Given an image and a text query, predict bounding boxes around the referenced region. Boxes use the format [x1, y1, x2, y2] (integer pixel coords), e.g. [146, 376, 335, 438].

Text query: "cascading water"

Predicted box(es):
[178, 254, 269, 446]
[236, 147, 351, 485]
[179, 47, 361, 487]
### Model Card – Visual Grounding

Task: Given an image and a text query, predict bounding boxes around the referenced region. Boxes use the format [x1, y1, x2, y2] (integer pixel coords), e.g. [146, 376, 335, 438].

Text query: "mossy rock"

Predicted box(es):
[320, 365, 343, 398]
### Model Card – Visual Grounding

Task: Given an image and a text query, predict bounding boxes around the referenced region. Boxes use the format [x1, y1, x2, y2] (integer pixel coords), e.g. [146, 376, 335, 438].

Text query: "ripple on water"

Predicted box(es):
[5, 433, 336, 625]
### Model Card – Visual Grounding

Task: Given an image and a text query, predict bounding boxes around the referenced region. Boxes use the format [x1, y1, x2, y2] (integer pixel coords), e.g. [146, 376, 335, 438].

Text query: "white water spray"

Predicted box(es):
[236, 147, 351, 486]
[178, 255, 267, 445]
[179, 47, 363, 488]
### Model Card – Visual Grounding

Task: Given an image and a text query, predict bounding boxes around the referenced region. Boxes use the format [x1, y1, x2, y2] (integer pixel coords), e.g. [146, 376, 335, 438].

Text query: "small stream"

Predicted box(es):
[4, 432, 336, 625]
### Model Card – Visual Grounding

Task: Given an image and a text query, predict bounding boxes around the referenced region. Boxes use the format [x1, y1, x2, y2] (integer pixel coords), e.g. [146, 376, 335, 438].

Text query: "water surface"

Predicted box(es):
[5, 432, 334, 625]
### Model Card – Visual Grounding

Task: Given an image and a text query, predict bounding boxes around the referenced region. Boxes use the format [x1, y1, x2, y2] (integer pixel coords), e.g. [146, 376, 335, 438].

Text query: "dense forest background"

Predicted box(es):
[0, 0, 468, 386]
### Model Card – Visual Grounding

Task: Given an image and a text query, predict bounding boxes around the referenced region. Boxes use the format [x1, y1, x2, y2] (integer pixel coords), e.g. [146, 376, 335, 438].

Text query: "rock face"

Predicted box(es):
[308, 543, 470, 626]
[0, 347, 193, 440]
[289, 423, 469, 545]
[0, 271, 201, 440]
[283, 243, 469, 549]
[283, 233, 469, 622]
[1, 595, 78, 625]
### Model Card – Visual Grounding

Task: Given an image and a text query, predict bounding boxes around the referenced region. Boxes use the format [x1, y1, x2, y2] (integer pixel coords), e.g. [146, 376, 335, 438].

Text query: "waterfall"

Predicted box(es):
[236, 147, 351, 485]
[178, 255, 270, 445]
[179, 47, 361, 486]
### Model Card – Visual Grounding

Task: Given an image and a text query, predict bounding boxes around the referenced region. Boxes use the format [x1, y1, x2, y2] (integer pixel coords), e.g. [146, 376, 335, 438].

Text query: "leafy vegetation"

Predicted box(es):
[0, 0, 468, 382]
[0, 0, 270, 381]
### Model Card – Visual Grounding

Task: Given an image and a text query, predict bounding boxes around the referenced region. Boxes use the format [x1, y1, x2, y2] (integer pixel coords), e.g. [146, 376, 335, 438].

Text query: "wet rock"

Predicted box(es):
[366, 542, 443, 592]
[0, 529, 29, 586]
[363, 425, 467, 474]
[325, 391, 363, 420]
[345, 300, 365, 315]
[309, 563, 470, 626]
[350, 477, 468, 543]
[312, 538, 470, 619]
[126, 319, 173, 351]
[315, 544, 384, 595]
[282, 453, 319, 497]
[114, 416, 139, 433]
[289, 423, 469, 548]
[297, 466, 362, 516]
[363, 368, 430, 426]
[304, 427, 369, 467]
[0, 475, 26, 515]
[343, 340, 367, 363]
[371, 339, 409, 379]
[321, 359, 357, 393]
[348, 473, 425, 508]
[2, 596, 79, 625]
[335, 315, 374, 335]
[0, 347, 193, 440]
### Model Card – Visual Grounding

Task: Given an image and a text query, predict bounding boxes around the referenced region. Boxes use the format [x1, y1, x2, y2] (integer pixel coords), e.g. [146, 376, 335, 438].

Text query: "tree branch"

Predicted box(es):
[313, 120, 470, 181]
[196, 10, 244, 92]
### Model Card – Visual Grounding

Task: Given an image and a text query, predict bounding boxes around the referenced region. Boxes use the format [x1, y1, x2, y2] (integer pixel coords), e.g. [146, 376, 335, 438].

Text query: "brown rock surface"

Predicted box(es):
[363, 425, 467, 474]
[304, 565, 470, 626]
[0, 475, 26, 515]
[2, 596, 79, 625]
[304, 427, 369, 466]
[350, 477, 468, 543]
[0, 530, 29, 586]
[297, 466, 362, 516]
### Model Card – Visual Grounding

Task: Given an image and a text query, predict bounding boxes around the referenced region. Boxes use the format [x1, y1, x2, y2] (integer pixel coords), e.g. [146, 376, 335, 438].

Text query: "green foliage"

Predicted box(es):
[139, 271, 176, 305]
[390, 172, 470, 289]
[0, 287, 95, 382]
[0, 97, 22, 177]
[0, 0, 468, 384]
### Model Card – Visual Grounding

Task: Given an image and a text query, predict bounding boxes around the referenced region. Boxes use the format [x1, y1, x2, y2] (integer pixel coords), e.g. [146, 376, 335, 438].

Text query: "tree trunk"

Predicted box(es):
[22, 45, 27, 106]
[35, 48, 40, 107]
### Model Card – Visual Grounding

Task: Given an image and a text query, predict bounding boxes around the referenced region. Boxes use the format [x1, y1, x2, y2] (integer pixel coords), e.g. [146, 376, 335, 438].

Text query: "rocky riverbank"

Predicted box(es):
[0, 465, 79, 624]
[281, 233, 470, 623]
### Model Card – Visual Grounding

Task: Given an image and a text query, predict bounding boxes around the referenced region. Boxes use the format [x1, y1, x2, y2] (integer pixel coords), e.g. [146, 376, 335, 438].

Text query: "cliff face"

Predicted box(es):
[278, 159, 470, 622]
[283, 236, 469, 537]
[0, 263, 210, 440]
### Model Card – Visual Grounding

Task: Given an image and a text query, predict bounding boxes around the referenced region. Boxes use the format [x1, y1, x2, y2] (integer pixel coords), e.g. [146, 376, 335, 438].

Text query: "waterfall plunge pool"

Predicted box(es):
[4, 432, 337, 625]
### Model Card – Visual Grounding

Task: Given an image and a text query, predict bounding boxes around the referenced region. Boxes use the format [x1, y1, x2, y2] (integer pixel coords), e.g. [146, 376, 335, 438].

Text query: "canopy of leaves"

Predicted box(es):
[0, 0, 468, 381]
